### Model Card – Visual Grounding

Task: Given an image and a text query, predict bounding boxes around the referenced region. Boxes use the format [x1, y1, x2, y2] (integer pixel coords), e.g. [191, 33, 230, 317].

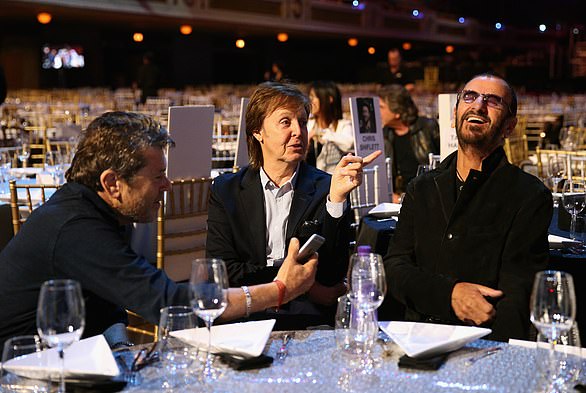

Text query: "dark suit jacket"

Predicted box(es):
[207, 162, 351, 288]
[384, 147, 552, 341]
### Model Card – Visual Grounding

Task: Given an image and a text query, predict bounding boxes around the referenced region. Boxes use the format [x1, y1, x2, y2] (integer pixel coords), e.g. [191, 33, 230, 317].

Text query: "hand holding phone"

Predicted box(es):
[297, 234, 325, 263]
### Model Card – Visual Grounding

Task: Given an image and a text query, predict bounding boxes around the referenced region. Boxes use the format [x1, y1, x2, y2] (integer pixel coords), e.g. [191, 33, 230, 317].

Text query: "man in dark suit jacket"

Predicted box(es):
[207, 82, 381, 329]
[385, 73, 552, 341]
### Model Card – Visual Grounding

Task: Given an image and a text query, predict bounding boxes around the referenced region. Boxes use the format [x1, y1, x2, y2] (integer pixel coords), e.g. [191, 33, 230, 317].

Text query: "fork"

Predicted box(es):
[464, 346, 502, 366]
[276, 333, 293, 361]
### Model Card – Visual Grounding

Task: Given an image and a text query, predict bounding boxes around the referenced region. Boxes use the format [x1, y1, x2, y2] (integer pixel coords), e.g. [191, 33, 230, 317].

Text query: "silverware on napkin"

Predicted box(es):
[464, 346, 502, 366]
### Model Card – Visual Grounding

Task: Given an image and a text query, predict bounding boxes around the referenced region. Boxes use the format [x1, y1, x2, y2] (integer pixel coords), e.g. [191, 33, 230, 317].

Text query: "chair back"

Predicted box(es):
[350, 165, 379, 230]
[156, 177, 213, 281]
[9, 180, 59, 234]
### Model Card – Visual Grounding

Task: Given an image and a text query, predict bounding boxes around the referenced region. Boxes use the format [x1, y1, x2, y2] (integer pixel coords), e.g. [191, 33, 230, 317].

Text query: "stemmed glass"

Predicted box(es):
[530, 271, 577, 392]
[36, 279, 85, 393]
[347, 252, 386, 373]
[1, 335, 49, 392]
[15, 138, 30, 167]
[189, 258, 228, 381]
[0, 152, 12, 193]
[548, 157, 566, 197]
[45, 151, 63, 185]
[561, 181, 586, 241]
[158, 306, 199, 388]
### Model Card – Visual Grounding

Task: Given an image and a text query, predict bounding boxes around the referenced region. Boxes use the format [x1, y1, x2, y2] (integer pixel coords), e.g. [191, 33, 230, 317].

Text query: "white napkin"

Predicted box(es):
[548, 234, 581, 248]
[2, 335, 119, 380]
[379, 321, 491, 358]
[171, 319, 275, 358]
[509, 339, 585, 358]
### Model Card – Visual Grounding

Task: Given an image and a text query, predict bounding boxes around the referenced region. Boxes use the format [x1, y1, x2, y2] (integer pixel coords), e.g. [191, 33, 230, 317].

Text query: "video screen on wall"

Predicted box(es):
[41, 44, 85, 69]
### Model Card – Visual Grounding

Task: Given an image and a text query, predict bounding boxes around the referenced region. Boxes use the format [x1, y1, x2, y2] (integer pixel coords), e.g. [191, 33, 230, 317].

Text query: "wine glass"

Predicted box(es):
[36, 279, 85, 393]
[45, 151, 63, 185]
[15, 138, 30, 167]
[348, 252, 386, 373]
[0, 152, 12, 193]
[548, 157, 566, 197]
[1, 335, 49, 392]
[561, 181, 586, 241]
[158, 306, 199, 388]
[189, 258, 228, 381]
[530, 271, 577, 391]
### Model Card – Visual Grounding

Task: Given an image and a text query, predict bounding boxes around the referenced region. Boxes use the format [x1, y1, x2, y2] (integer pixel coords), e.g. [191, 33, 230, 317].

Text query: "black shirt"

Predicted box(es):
[393, 132, 420, 192]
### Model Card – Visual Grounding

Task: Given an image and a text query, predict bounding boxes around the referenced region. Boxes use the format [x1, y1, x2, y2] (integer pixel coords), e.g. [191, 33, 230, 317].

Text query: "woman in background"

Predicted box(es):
[306, 81, 354, 173]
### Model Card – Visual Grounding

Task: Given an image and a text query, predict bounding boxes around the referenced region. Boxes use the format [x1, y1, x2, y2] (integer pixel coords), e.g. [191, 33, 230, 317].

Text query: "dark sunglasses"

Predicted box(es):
[458, 90, 512, 114]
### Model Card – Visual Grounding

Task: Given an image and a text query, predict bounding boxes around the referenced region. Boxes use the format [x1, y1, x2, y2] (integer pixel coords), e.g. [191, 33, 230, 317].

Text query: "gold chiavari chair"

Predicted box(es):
[504, 134, 529, 167]
[22, 126, 48, 168]
[156, 177, 213, 282]
[9, 180, 59, 235]
[127, 177, 213, 343]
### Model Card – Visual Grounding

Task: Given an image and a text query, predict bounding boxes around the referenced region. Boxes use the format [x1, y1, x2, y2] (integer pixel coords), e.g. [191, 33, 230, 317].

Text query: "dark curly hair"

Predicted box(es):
[65, 111, 174, 191]
[378, 84, 418, 126]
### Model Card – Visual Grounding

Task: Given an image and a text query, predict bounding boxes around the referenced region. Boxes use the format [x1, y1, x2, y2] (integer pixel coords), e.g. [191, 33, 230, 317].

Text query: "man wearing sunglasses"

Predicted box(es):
[384, 73, 552, 341]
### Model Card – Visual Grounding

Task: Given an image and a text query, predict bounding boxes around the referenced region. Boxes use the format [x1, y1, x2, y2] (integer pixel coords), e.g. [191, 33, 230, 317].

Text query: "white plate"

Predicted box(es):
[171, 319, 275, 358]
[379, 321, 491, 358]
[2, 335, 119, 380]
[368, 203, 401, 218]
[548, 234, 581, 249]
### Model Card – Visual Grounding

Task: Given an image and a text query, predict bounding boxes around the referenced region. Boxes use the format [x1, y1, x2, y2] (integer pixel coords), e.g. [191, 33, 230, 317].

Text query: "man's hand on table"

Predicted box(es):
[451, 282, 503, 326]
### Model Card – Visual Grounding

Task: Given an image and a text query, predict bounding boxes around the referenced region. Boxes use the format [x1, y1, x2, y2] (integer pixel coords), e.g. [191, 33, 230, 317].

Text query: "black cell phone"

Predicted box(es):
[297, 234, 325, 263]
[219, 353, 274, 370]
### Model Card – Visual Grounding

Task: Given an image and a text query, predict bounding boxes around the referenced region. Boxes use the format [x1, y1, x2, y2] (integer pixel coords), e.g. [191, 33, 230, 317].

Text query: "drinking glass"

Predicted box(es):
[347, 252, 386, 373]
[189, 258, 228, 381]
[561, 181, 586, 241]
[1, 335, 48, 392]
[158, 306, 199, 388]
[530, 271, 577, 391]
[0, 151, 12, 192]
[15, 138, 30, 167]
[548, 157, 566, 197]
[36, 280, 85, 393]
[44, 151, 63, 185]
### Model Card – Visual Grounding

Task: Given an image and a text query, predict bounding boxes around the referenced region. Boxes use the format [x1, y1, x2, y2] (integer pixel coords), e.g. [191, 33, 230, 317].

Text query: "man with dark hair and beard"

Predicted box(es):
[384, 74, 552, 342]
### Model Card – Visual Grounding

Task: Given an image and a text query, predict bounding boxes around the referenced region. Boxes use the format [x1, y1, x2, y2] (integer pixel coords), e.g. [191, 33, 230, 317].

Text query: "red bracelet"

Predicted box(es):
[273, 279, 286, 311]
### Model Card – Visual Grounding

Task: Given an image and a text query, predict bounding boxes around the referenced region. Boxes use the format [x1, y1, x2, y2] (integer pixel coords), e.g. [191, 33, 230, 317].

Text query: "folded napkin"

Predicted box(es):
[509, 339, 585, 358]
[379, 321, 491, 358]
[2, 335, 119, 380]
[548, 234, 581, 249]
[171, 319, 276, 358]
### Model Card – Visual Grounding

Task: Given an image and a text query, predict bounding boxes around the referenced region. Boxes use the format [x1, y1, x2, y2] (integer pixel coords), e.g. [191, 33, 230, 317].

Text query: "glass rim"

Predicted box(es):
[159, 305, 195, 317]
[41, 279, 81, 289]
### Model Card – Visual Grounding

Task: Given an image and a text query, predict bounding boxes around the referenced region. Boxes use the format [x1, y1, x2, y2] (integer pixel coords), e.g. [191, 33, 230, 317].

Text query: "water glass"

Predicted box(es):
[36, 280, 85, 393]
[530, 270, 577, 392]
[1, 335, 49, 392]
[561, 181, 586, 241]
[190, 258, 228, 381]
[158, 306, 199, 388]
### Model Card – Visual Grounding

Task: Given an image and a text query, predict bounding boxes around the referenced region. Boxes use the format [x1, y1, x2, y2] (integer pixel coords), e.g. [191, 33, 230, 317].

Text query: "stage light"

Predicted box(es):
[352, 0, 359, 7]
[277, 33, 288, 42]
[37, 12, 52, 24]
[458, 17, 465, 24]
[539, 24, 547, 32]
[180, 25, 192, 35]
[495, 22, 503, 30]
[133, 33, 144, 42]
[412, 9, 419, 17]
[445, 45, 455, 54]
[367, 46, 375, 55]
[402, 42, 412, 51]
[236, 39, 245, 48]
[347, 38, 358, 47]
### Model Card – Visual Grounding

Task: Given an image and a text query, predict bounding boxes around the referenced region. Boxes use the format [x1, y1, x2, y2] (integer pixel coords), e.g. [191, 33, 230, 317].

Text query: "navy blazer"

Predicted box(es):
[206, 162, 351, 288]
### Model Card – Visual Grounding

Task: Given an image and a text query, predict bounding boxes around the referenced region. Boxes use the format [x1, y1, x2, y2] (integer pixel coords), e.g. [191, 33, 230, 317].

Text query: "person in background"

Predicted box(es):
[378, 84, 439, 201]
[207, 81, 381, 329]
[264, 61, 286, 82]
[306, 81, 354, 173]
[0, 111, 318, 349]
[384, 73, 552, 342]
[137, 52, 160, 104]
[380, 48, 415, 92]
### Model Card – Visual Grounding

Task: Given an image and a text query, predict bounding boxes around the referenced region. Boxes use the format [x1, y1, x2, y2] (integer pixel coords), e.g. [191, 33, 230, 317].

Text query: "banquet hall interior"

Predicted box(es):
[0, 0, 585, 390]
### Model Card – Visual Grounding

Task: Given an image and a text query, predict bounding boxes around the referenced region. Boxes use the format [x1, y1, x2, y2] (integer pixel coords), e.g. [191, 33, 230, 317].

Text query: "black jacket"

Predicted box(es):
[384, 147, 552, 341]
[385, 116, 440, 192]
